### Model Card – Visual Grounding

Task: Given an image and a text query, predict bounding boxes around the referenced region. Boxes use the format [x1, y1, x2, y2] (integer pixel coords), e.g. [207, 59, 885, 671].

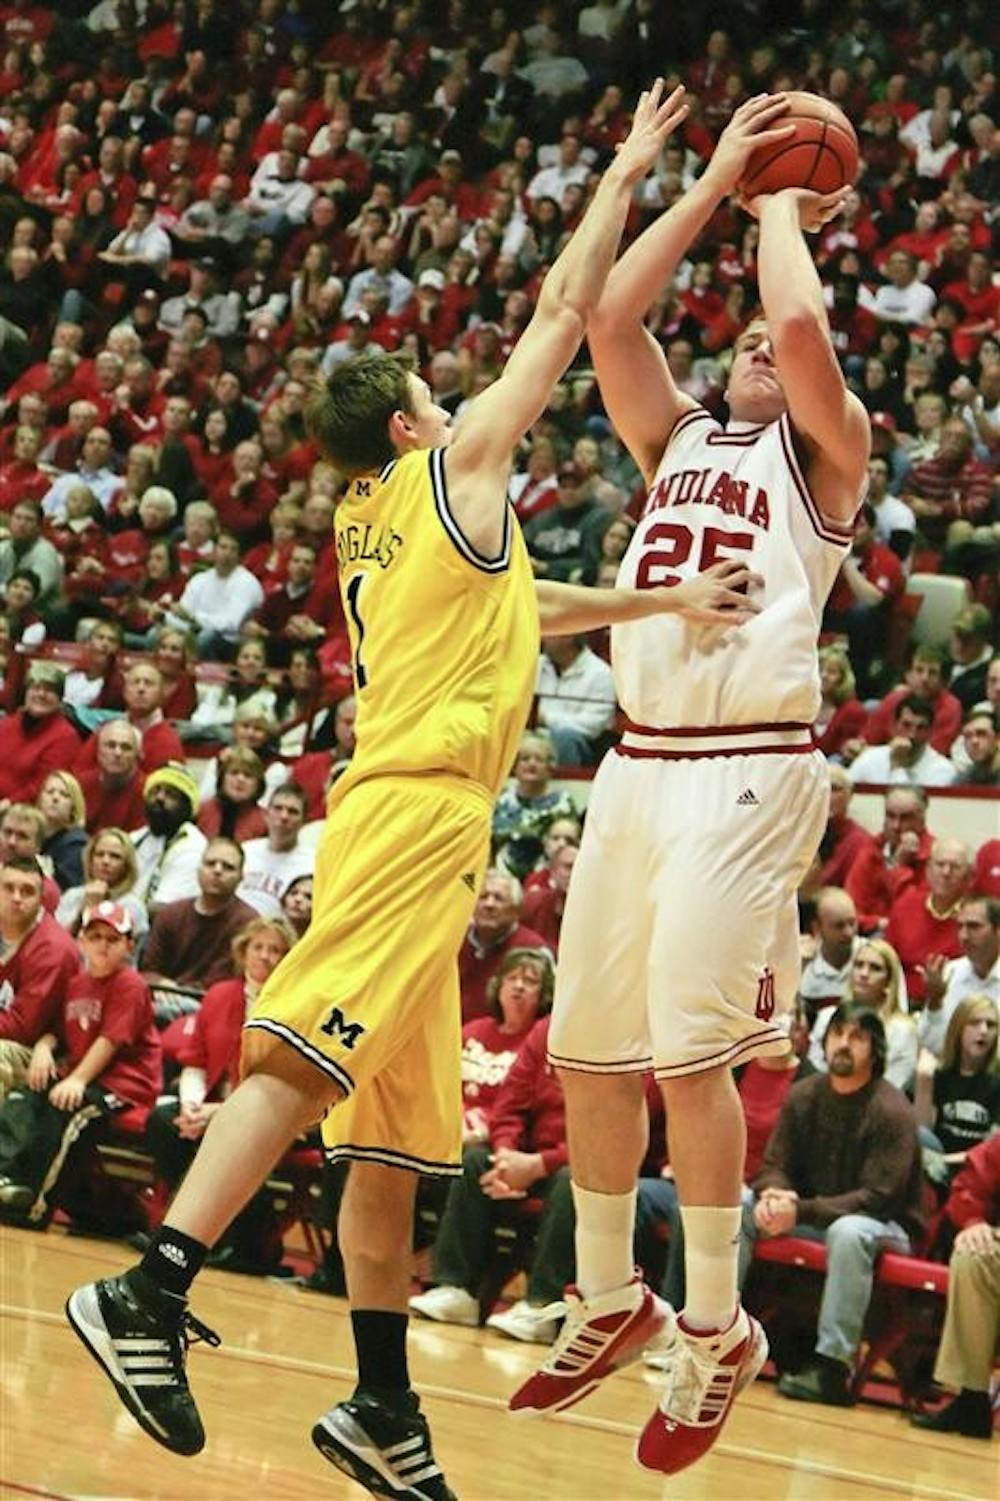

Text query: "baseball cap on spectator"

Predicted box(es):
[349, 310, 371, 325]
[144, 762, 200, 815]
[26, 662, 66, 698]
[439, 150, 462, 166]
[82, 900, 132, 936]
[953, 604, 991, 640]
[869, 412, 897, 434]
[138, 289, 160, 305]
[418, 269, 446, 291]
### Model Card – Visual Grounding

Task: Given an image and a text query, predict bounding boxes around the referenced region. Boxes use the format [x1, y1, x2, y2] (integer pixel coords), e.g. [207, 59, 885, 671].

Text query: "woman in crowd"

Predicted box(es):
[523, 817, 583, 895]
[148, 917, 298, 1275]
[37, 770, 88, 891]
[243, 499, 301, 597]
[152, 625, 198, 721]
[915, 995, 999, 1172]
[809, 939, 918, 1092]
[61, 620, 125, 711]
[192, 410, 233, 496]
[492, 731, 578, 881]
[120, 539, 185, 644]
[813, 644, 869, 759]
[276, 645, 326, 755]
[55, 826, 150, 943]
[281, 874, 313, 938]
[458, 948, 556, 1146]
[196, 745, 269, 843]
[197, 701, 287, 802]
[189, 636, 278, 737]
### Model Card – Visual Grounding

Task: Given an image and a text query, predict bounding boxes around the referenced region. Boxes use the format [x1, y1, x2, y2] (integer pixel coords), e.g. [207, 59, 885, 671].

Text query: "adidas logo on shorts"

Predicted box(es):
[736, 788, 759, 806]
[461, 872, 476, 891]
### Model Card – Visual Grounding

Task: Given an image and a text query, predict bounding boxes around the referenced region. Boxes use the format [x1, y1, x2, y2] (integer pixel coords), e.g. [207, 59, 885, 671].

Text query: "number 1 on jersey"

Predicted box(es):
[345, 573, 368, 689]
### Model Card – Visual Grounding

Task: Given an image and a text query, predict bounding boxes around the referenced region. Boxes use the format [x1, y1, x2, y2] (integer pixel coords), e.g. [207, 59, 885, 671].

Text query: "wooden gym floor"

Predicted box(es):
[0, 1226, 991, 1501]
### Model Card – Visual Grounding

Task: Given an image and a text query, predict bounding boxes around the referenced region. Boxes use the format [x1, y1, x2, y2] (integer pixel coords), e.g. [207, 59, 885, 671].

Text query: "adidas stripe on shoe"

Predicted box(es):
[312, 1391, 456, 1501]
[65, 1275, 219, 1456]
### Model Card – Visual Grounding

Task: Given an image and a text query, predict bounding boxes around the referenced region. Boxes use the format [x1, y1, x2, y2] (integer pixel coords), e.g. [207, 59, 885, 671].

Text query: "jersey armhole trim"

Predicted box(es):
[665, 405, 715, 449]
[429, 447, 510, 574]
[779, 414, 857, 545]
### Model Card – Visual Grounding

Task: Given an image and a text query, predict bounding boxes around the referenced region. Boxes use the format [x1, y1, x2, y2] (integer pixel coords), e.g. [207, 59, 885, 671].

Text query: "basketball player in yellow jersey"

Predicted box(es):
[67, 81, 760, 1501]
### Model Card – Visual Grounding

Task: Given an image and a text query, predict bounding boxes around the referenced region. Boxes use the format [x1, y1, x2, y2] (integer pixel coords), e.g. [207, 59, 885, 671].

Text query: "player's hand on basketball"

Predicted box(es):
[741, 185, 852, 233]
[612, 79, 689, 184]
[706, 93, 795, 193]
[660, 559, 764, 627]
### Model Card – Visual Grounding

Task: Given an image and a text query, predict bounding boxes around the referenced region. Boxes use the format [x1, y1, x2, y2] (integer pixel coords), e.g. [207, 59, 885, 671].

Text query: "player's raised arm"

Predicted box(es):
[443, 81, 689, 554]
[748, 187, 870, 523]
[536, 562, 763, 634]
[588, 95, 795, 484]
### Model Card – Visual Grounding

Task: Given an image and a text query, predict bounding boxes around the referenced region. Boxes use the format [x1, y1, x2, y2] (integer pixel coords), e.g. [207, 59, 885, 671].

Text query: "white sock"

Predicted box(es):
[680, 1205, 742, 1331]
[571, 1182, 637, 1300]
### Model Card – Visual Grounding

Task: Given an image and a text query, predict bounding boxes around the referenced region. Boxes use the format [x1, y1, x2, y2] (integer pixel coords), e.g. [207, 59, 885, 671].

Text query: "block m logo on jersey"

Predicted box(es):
[754, 966, 776, 1022]
[319, 1006, 366, 1051]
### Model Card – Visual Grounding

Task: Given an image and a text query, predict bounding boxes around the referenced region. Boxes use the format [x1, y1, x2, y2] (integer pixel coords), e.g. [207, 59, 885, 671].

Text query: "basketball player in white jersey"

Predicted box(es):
[511, 94, 870, 1476]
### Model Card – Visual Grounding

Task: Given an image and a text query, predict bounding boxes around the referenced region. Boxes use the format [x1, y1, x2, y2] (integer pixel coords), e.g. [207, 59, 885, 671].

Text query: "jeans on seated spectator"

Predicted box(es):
[547, 724, 601, 767]
[742, 1195, 911, 1366]
[196, 627, 237, 662]
[429, 1143, 573, 1307]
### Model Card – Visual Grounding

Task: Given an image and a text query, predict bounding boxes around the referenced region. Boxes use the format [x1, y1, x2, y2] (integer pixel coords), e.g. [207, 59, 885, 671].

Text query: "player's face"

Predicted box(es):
[726, 324, 787, 423]
[404, 374, 453, 450]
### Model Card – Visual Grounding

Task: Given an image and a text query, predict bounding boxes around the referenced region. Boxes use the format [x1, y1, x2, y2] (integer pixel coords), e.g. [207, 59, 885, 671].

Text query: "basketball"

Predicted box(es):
[738, 91, 859, 197]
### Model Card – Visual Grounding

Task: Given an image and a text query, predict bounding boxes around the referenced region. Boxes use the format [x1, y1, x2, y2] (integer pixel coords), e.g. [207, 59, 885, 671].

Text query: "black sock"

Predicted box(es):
[134, 1226, 208, 1300]
[351, 1310, 410, 1400]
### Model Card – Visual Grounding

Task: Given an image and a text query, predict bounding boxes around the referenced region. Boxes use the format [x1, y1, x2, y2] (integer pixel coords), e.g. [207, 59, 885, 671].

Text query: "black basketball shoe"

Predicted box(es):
[312, 1390, 457, 1500]
[66, 1274, 220, 1455]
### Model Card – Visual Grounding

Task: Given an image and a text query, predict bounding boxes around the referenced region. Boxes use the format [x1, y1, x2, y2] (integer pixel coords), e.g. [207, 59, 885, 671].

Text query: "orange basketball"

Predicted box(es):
[738, 91, 859, 197]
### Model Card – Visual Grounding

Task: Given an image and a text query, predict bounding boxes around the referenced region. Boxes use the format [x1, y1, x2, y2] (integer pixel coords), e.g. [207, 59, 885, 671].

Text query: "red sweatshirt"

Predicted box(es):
[61, 966, 161, 1112]
[945, 1134, 1000, 1230]
[0, 912, 81, 1044]
[487, 1016, 566, 1177]
[885, 885, 962, 1004]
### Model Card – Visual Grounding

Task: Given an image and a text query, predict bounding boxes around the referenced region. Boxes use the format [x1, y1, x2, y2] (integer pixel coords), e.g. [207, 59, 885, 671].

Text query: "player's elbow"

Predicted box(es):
[771, 307, 828, 358]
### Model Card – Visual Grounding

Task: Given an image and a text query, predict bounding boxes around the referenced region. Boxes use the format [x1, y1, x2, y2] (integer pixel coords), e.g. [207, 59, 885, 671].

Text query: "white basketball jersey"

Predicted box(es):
[612, 408, 855, 728]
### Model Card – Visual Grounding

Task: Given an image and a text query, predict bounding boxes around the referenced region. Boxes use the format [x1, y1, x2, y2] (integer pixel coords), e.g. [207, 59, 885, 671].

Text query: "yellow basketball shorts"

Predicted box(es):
[242, 775, 490, 1175]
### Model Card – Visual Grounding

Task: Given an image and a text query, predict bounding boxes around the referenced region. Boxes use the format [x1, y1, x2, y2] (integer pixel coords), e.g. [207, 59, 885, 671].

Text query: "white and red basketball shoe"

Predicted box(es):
[635, 1306, 768, 1475]
[508, 1272, 669, 1415]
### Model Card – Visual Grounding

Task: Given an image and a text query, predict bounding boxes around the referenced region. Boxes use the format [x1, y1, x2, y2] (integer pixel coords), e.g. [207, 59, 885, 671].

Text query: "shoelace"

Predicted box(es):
[181, 1311, 221, 1351]
[659, 1339, 740, 1429]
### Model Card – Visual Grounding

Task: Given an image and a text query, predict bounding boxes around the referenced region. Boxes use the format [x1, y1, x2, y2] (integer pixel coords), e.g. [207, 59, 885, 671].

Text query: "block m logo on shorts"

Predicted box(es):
[754, 966, 776, 1022]
[319, 1006, 366, 1050]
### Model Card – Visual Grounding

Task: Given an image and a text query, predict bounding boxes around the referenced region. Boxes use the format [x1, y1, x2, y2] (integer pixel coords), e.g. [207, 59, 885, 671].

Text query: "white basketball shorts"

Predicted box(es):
[547, 732, 829, 1079]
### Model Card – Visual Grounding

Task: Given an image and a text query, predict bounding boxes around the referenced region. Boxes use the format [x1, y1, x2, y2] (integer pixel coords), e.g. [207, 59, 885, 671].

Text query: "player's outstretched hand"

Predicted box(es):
[704, 93, 794, 195]
[648, 559, 764, 627]
[741, 185, 852, 234]
[612, 79, 690, 184]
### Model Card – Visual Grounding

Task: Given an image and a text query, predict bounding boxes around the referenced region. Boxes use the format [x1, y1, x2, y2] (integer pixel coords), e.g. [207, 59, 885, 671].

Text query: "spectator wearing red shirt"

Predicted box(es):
[0, 901, 161, 1224]
[73, 137, 138, 230]
[865, 645, 963, 758]
[148, 915, 296, 1272]
[244, 542, 342, 664]
[409, 1015, 570, 1341]
[902, 418, 993, 550]
[196, 747, 269, 844]
[973, 840, 1000, 900]
[212, 439, 280, 547]
[845, 785, 934, 931]
[909, 1134, 1000, 1440]
[824, 503, 904, 697]
[815, 766, 876, 893]
[459, 948, 555, 1144]
[0, 424, 49, 511]
[74, 663, 184, 779]
[458, 870, 552, 1024]
[77, 721, 148, 835]
[0, 854, 80, 1099]
[0, 664, 82, 807]
[886, 838, 971, 1004]
[522, 844, 578, 954]
[813, 645, 868, 760]
[940, 250, 997, 363]
[826, 274, 880, 363]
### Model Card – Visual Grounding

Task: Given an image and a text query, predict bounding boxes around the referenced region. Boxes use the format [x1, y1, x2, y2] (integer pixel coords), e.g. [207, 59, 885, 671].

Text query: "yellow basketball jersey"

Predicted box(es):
[331, 447, 539, 799]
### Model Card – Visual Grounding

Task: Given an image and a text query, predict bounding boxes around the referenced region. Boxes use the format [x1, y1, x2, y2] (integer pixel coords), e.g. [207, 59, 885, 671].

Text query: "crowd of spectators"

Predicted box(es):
[0, 0, 995, 1428]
